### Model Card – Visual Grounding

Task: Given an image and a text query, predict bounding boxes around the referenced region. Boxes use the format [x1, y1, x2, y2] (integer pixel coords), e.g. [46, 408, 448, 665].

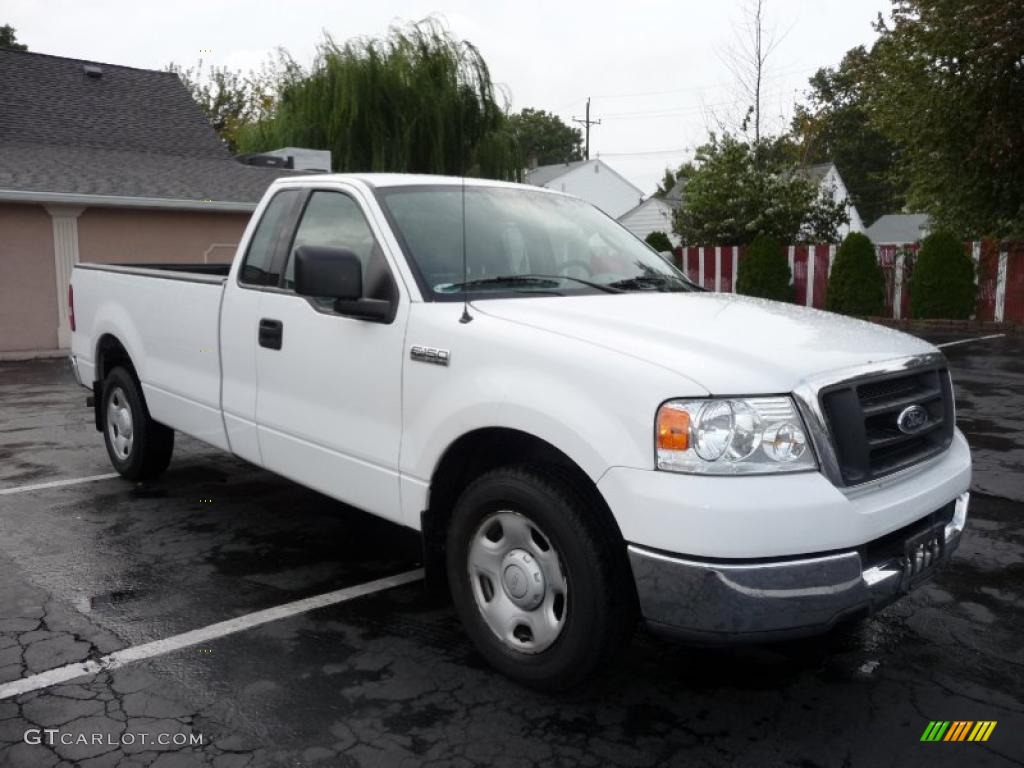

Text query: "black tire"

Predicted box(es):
[101, 366, 174, 481]
[446, 465, 636, 690]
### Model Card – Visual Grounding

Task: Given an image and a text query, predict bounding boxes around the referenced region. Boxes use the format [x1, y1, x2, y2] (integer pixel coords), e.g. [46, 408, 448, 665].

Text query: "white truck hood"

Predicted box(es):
[475, 292, 938, 395]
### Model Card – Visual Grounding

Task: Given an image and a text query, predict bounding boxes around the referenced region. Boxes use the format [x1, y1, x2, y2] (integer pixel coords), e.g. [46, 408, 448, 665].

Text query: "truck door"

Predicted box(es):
[220, 188, 305, 466]
[253, 187, 407, 522]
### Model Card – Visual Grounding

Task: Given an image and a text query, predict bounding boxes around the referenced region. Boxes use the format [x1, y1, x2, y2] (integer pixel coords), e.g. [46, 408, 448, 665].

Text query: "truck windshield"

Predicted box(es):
[375, 185, 698, 300]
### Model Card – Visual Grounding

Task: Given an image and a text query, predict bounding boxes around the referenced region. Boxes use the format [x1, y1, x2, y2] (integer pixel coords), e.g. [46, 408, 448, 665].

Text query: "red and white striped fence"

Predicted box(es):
[675, 241, 1024, 324]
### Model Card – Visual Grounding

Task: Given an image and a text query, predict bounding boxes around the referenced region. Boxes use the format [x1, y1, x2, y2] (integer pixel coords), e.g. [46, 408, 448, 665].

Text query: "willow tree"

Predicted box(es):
[236, 20, 519, 180]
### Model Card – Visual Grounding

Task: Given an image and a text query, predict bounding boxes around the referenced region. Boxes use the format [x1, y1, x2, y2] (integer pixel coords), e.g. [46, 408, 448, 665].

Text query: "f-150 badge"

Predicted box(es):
[410, 345, 450, 366]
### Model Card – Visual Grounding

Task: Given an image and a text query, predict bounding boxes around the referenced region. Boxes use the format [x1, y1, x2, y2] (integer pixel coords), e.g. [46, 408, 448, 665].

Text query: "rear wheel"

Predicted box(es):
[446, 465, 635, 690]
[101, 366, 174, 481]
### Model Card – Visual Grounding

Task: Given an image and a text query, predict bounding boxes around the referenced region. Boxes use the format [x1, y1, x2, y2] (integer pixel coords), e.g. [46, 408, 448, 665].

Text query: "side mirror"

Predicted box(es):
[293, 245, 394, 323]
[294, 245, 362, 300]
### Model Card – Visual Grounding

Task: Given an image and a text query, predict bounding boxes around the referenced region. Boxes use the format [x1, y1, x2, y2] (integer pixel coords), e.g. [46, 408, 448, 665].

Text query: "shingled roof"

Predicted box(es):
[0, 49, 295, 209]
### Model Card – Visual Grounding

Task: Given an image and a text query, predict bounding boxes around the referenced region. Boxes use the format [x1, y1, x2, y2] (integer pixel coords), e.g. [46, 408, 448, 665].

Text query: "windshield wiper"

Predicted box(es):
[607, 273, 697, 292]
[445, 275, 561, 291]
[446, 274, 621, 294]
[517, 274, 622, 293]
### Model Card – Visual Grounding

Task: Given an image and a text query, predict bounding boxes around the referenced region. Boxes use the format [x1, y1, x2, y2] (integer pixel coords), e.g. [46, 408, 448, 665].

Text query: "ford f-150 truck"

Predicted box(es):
[69, 174, 971, 689]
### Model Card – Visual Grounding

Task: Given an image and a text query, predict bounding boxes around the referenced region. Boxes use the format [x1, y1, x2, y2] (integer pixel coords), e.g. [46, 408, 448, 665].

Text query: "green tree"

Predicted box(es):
[508, 108, 582, 166]
[792, 46, 904, 224]
[644, 231, 673, 252]
[653, 162, 695, 198]
[236, 20, 519, 179]
[826, 232, 885, 316]
[870, 0, 1024, 237]
[736, 234, 791, 301]
[803, 188, 856, 244]
[1, 24, 28, 51]
[673, 133, 848, 245]
[909, 231, 976, 318]
[654, 168, 678, 198]
[168, 60, 259, 152]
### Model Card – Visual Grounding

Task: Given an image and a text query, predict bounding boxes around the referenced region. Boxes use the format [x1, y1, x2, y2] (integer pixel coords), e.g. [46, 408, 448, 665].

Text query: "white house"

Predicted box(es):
[801, 162, 864, 237]
[618, 197, 679, 247]
[525, 158, 644, 219]
[617, 177, 686, 246]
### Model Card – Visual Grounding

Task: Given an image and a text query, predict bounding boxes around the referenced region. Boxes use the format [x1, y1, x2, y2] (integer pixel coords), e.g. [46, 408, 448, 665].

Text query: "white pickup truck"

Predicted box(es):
[69, 174, 971, 689]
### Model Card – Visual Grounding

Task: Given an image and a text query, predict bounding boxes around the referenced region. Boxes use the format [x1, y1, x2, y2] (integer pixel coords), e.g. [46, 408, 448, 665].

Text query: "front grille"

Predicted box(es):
[820, 365, 955, 485]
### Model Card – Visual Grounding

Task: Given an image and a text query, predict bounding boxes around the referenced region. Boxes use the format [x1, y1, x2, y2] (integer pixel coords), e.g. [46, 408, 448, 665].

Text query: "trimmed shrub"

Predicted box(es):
[826, 232, 886, 316]
[910, 231, 976, 319]
[645, 230, 673, 252]
[736, 234, 791, 301]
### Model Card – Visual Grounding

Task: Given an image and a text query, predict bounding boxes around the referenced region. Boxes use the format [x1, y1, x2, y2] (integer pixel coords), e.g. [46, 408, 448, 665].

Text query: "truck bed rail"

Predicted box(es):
[75, 262, 228, 284]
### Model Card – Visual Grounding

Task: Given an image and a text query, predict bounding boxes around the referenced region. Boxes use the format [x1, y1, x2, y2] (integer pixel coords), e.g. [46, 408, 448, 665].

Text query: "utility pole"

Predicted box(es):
[572, 97, 601, 160]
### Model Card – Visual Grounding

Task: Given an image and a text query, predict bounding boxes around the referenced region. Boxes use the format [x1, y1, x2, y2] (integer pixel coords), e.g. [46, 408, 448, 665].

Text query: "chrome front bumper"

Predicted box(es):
[628, 492, 969, 643]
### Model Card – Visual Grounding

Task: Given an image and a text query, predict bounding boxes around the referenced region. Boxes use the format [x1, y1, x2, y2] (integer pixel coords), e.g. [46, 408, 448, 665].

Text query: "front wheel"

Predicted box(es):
[102, 366, 174, 481]
[446, 466, 636, 690]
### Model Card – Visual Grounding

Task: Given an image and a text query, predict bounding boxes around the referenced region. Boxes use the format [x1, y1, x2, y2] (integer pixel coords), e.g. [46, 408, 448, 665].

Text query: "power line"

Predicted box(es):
[550, 96, 586, 112]
[598, 147, 695, 157]
[598, 86, 800, 121]
[602, 103, 721, 119]
[588, 65, 819, 101]
[602, 105, 730, 121]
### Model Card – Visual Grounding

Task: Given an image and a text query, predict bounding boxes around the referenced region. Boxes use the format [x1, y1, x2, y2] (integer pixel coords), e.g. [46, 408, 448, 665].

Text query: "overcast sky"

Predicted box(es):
[5, 0, 886, 195]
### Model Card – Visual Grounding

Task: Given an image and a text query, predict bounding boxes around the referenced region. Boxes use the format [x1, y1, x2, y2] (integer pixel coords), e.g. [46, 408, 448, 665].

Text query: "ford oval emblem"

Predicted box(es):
[897, 404, 929, 434]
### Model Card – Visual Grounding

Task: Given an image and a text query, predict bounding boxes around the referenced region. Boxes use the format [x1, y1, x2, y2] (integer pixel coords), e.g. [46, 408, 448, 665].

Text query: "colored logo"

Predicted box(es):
[920, 721, 997, 742]
[897, 404, 929, 434]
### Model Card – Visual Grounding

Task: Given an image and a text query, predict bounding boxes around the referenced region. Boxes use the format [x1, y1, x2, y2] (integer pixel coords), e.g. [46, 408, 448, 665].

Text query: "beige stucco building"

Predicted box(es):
[0, 50, 297, 356]
[0, 203, 252, 353]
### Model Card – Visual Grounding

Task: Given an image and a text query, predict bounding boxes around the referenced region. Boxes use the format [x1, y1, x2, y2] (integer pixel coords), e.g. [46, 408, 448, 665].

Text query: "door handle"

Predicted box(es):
[258, 318, 283, 350]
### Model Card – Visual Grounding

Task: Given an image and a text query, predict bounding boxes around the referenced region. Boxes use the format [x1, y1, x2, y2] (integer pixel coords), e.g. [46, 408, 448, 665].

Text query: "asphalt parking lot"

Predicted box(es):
[0, 332, 1022, 768]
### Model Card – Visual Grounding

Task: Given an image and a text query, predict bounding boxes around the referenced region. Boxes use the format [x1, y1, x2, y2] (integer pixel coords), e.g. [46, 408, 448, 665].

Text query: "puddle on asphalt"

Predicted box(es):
[87, 587, 150, 611]
[131, 485, 168, 499]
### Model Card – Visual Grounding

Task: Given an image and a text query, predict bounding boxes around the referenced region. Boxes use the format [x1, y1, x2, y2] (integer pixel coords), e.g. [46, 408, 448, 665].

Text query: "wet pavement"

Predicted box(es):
[0, 332, 1022, 767]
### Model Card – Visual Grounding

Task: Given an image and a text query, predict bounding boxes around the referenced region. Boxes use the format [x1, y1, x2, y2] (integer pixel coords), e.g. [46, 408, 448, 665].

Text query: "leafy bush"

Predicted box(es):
[736, 234, 791, 301]
[645, 231, 673, 252]
[673, 133, 848, 244]
[909, 231, 975, 318]
[826, 232, 885, 316]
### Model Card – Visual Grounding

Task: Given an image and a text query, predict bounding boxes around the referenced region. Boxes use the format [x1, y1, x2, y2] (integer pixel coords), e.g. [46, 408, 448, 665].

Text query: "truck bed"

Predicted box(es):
[70, 262, 230, 450]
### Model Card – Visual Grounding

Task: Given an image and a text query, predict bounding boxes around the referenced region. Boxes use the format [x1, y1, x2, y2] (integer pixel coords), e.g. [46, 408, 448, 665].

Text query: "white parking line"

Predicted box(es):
[0, 473, 120, 496]
[936, 333, 1006, 349]
[0, 568, 424, 700]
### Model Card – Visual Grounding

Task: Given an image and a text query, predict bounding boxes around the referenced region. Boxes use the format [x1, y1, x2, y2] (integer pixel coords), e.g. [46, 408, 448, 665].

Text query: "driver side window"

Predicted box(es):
[282, 191, 380, 293]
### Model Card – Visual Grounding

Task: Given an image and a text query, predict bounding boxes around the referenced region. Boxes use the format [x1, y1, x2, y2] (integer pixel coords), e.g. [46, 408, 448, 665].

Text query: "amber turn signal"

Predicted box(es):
[657, 406, 691, 451]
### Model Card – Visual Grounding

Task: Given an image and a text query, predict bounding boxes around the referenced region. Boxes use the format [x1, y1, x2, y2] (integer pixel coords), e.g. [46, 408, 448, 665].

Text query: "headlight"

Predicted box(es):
[656, 397, 816, 474]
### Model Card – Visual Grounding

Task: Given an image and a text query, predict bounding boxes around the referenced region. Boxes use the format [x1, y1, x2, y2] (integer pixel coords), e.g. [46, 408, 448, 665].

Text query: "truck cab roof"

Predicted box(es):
[270, 172, 545, 193]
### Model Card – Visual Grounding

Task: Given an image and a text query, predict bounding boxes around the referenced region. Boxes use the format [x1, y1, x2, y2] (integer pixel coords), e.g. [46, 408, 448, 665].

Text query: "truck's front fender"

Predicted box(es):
[398, 305, 705, 527]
